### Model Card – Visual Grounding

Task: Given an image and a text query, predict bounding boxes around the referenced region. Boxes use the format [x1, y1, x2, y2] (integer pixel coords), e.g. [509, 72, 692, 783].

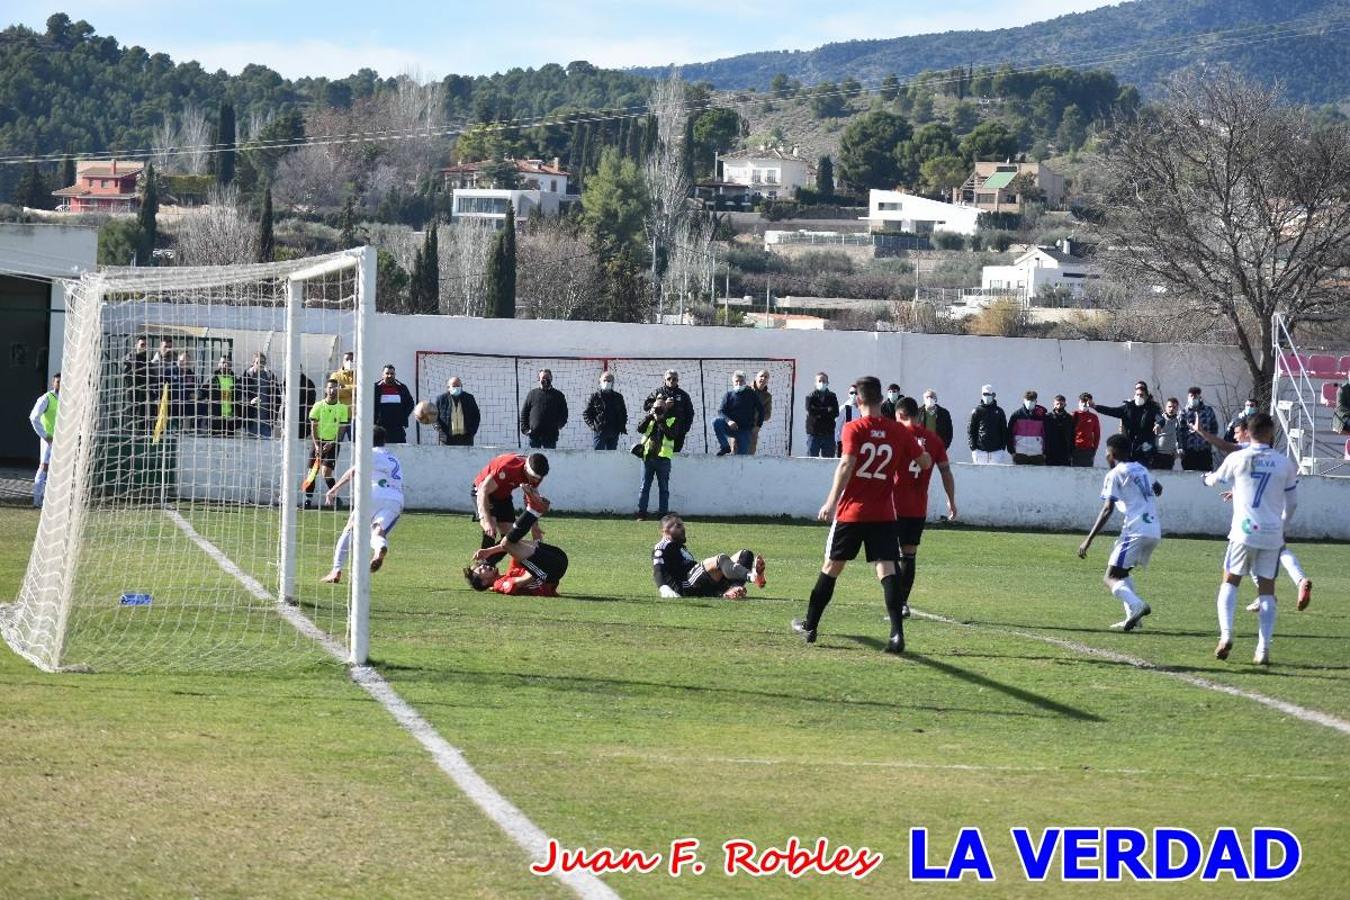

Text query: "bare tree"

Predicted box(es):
[178, 104, 211, 176]
[643, 70, 692, 321]
[517, 222, 600, 320]
[151, 118, 179, 172]
[663, 213, 716, 318]
[273, 143, 354, 213]
[1098, 70, 1350, 399]
[173, 184, 258, 265]
[438, 219, 497, 316]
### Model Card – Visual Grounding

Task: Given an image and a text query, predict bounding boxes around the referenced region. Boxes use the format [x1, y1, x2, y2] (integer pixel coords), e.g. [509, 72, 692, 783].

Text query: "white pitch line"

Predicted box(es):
[166, 510, 620, 900]
[911, 609, 1350, 736]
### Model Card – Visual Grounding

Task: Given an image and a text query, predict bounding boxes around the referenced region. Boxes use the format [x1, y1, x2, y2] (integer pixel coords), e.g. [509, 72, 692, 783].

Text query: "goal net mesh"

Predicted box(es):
[413, 353, 798, 454]
[0, 252, 367, 672]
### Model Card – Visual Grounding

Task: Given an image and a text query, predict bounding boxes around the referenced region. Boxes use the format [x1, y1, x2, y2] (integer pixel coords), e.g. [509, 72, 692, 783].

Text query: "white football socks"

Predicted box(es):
[1110, 579, 1145, 616]
[1279, 549, 1306, 586]
[332, 526, 353, 571]
[1216, 582, 1238, 642]
[1256, 595, 1277, 655]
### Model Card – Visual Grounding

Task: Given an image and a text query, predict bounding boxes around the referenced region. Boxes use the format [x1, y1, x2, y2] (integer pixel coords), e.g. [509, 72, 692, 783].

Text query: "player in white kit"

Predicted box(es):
[1202, 413, 1299, 665]
[322, 425, 404, 584]
[1078, 434, 1162, 631]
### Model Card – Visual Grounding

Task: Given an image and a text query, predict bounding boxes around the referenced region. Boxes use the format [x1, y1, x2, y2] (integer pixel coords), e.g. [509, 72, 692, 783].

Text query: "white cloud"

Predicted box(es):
[158, 38, 453, 80]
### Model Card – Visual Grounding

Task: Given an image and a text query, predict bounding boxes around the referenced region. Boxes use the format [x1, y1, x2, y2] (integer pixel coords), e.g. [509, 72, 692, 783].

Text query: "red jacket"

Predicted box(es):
[1072, 410, 1100, 450]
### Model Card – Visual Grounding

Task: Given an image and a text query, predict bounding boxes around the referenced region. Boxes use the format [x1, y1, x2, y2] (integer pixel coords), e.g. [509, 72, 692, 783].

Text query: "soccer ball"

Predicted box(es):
[414, 400, 436, 425]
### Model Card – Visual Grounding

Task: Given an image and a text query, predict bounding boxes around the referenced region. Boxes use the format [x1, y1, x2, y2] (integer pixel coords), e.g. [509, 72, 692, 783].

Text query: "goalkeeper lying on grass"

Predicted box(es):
[652, 514, 766, 600]
[463, 488, 568, 596]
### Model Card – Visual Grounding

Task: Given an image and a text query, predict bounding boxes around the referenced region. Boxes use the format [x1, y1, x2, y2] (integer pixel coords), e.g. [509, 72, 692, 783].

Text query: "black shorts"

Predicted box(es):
[521, 542, 568, 586]
[896, 516, 926, 548]
[827, 520, 898, 563]
[470, 488, 516, 525]
[680, 565, 724, 597]
[308, 440, 339, 470]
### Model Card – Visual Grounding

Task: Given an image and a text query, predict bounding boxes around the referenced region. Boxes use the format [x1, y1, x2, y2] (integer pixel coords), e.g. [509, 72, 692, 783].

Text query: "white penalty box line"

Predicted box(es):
[165, 509, 620, 900]
[911, 609, 1350, 737]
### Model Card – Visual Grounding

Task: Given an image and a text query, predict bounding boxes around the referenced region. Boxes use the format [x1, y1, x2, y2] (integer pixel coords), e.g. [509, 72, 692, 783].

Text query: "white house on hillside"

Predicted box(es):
[865, 190, 981, 236]
[450, 189, 576, 227]
[718, 147, 813, 200]
[980, 239, 1100, 306]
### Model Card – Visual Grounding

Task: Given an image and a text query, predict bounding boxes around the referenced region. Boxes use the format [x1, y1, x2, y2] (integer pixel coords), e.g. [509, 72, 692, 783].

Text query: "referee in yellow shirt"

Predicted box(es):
[303, 378, 351, 509]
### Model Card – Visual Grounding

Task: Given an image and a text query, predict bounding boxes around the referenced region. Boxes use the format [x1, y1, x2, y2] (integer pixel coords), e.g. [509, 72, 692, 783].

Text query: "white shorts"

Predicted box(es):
[1109, 535, 1159, 571]
[1224, 541, 1280, 581]
[38, 439, 52, 466]
[372, 499, 403, 535]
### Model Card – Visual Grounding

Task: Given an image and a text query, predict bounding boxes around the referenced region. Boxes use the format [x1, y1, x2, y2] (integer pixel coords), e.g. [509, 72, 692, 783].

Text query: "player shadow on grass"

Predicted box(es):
[957, 619, 1329, 641]
[370, 664, 1061, 719]
[843, 635, 1104, 722]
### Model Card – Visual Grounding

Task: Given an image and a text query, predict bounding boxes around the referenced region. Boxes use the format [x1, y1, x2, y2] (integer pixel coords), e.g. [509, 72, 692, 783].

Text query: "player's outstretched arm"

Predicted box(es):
[325, 465, 357, 503]
[1078, 501, 1115, 559]
[1189, 414, 1238, 454]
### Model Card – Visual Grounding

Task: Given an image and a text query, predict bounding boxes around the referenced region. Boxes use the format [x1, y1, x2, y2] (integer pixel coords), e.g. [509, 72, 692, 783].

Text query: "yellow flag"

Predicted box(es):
[151, 383, 170, 444]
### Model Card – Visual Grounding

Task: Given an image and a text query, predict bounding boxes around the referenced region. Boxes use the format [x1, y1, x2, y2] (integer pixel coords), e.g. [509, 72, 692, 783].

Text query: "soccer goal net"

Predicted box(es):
[414, 353, 798, 454]
[0, 248, 377, 672]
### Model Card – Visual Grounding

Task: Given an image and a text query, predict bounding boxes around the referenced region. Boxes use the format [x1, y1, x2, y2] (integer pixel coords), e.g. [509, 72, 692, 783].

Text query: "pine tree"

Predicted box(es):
[815, 155, 835, 198]
[257, 185, 274, 262]
[215, 100, 236, 186]
[15, 164, 49, 209]
[484, 206, 517, 318]
[137, 163, 159, 265]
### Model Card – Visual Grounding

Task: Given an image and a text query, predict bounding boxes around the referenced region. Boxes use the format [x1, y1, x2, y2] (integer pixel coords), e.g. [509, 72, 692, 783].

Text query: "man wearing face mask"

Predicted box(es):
[520, 368, 568, 449]
[1223, 397, 1260, 443]
[1007, 389, 1048, 464]
[748, 369, 772, 454]
[1043, 394, 1074, 466]
[880, 383, 902, 419]
[329, 351, 357, 409]
[1151, 397, 1185, 470]
[969, 385, 1010, 464]
[804, 372, 839, 458]
[583, 370, 628, 450]
[1072, 392, 1100, 467]
[1091, 380, 1161, 465]
[918, 390, 953, 449]
[435, 376, 480, 446]
[835, 384, 858, 457]
[713, 370, 764, 456]
[1179, 387, 1218, 471]
[643, 370, 695, 453]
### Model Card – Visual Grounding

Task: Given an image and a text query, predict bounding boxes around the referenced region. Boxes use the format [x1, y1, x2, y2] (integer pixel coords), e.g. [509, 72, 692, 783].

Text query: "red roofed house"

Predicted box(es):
[441, 158, 575, 226]
[52, 160, 144, 213]
[440, 158, 570, 194]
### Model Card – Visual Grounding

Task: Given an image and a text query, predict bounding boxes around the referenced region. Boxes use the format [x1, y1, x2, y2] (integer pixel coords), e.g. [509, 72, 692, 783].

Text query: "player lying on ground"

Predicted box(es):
[793, 376, 930, 654]
[1190, 414, 1312, 611]
[320, 425, 403, 585]
[892, 396, 957, 619]
[471, 451, 548, 565]
[1077, 434, 1162, 631]
[1203, 413, 1299, 666]
[652, 514, 766, 600]
[464, 491, 569, 596]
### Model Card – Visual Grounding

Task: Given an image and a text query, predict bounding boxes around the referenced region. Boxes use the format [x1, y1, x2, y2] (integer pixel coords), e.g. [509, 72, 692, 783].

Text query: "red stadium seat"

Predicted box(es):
[1307, 354, 1338, 379]
[1340, 355, 1350, 377]
[1322, 382, 1340, 407]
[1278, 352, 1310, 376]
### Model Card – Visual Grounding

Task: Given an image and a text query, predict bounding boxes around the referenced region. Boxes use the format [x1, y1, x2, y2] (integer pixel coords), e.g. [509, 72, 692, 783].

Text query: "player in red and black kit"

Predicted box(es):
[464, 492, 569, 596]
[471, 451, 549, 564]
[793, 376, 931, 654]
[892, 396, 958, 619]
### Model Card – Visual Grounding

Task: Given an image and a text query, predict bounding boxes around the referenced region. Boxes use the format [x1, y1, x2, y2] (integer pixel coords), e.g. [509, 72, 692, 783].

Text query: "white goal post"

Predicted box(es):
[0, 247, 376, 672]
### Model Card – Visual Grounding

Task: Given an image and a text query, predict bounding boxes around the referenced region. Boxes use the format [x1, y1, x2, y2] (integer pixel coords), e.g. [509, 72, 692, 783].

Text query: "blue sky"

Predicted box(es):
[11, 1, 1116, 79]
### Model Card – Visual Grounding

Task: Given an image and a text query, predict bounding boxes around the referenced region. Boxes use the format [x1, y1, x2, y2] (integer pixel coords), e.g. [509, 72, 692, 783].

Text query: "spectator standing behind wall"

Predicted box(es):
[436, 376, 480, 446]
[329, 351, 356, 408]
[583, 370, 629, 450]
[969, 384, 1010, 464]
[1008, 390, 1048, 464]
[835, 384, 858, 457]
[1072, 393, 1100, 467]
[292, 373, 317, 440]
[122, 337, 151, 432]
[1152, 397, 1184, 471]
[713, 370, 763, 456]
[1092, 380, 1162, 465]
[202, 355, 239, 436]
[1334, 383, 1350, 435]
[1180, 387, 1219, 470]
[804, 372, 839, 458]
[373, 364, 415, 443]
[166, 351, 200, 432]
[1043, 395, 1074, 466]
[880, 383, 902, 419]
[1223, 397, 1259, 443]
[644, 370, 695, 452]
[748, 370, 772, 454]
[241, 352, 283, 438]
[520, 368, 568, 449]
[919, 390, 954, 449]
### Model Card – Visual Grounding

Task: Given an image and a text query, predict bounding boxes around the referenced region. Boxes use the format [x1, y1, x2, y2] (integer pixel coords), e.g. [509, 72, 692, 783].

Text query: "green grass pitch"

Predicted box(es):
[2, 506, 1347, 898]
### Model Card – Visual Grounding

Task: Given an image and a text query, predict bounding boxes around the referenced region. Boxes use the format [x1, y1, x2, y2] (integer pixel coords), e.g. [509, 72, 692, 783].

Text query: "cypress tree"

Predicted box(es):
[61, 155, 75, 190]
[216, 100, 236, 185]
[257, 185, 274, 262]
[137, 163, 159, 264]
[409, 245, 426, 312]
[484, 206, 516, 318]
[423, 222, 440, 313]
[625, 117, 643, 160]
[816, 155, 835, 198]
[16, 164, 49, 209]
[338, 196, 358, 247]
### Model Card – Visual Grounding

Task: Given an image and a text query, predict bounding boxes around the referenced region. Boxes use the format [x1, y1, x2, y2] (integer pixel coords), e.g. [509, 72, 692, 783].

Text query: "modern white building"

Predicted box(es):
[865, 190, 982, 236]
[450, 189, 575, 226]
[718, 147, 813, 200]
[979, 239, 1101, 306]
